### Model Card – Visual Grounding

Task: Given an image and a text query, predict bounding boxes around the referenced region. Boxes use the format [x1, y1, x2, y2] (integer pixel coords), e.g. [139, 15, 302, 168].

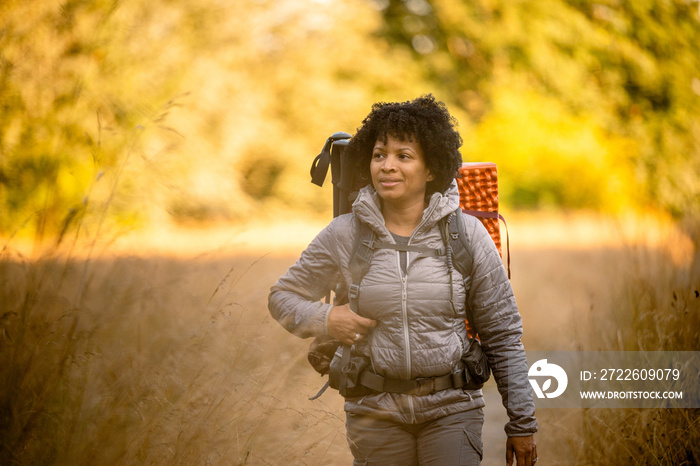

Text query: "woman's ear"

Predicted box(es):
[427, 171, 435, 182]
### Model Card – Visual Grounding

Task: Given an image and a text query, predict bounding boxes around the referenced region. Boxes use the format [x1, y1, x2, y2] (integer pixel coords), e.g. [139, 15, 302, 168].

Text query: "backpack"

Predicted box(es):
[307, 134, 504, 399]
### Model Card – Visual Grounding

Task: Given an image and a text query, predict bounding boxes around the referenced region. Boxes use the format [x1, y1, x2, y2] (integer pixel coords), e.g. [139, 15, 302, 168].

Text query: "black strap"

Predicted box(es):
[337, 343, 352, 396]
[347, 219, 375, 311]
[445, 209, 485, 340]
[448, 209, 474, 279]
[359, 369, 471, 396]
[310, 141, 332, 187]
[310, 132, 352, 188]
[332, 221, 375, 400]
[308, 380, 331, 400]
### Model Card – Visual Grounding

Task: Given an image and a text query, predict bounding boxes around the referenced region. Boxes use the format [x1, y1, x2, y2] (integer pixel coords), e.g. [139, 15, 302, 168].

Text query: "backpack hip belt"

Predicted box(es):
[359, 367, 482, 396]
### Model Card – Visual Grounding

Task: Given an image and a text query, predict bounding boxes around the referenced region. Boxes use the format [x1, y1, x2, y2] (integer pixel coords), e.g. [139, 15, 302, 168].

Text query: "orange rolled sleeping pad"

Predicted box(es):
[456, 162, 509, 338]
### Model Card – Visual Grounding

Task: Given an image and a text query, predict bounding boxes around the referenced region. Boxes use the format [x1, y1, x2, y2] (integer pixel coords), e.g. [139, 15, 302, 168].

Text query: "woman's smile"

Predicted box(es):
[370, 136, 433, 207]
[378, 177, 400, 187]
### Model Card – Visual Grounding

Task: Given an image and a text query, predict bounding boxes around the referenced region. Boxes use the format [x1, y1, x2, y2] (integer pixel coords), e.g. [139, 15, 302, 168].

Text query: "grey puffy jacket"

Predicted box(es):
[268, 183, 537, 436]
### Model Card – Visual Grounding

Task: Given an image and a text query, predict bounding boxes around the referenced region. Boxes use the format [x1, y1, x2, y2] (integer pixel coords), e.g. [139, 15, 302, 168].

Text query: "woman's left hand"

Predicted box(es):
[506, 435, 537, 466]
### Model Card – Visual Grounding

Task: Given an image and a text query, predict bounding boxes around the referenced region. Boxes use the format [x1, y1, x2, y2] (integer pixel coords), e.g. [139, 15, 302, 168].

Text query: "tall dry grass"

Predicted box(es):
[567, 223, 700, 465]
[0, 245, 350, 465]
[1, 214, 698, 465]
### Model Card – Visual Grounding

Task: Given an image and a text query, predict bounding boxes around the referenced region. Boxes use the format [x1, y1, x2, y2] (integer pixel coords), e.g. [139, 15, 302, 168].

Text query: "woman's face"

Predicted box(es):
[370, 135, 433, 207]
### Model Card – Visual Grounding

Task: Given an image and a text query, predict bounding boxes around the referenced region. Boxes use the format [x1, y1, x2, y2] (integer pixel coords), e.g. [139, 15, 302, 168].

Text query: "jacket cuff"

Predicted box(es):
[507, 432, 538, 438]
[320, 302, 333, 337]
[505, 417, 538, 437]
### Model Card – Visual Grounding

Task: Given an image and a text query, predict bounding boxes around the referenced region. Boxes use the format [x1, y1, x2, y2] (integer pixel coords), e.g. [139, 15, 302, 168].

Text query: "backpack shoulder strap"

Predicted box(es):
[440, 208, 478, 337]
[330, 216, 375, 398]
[448, 208, 473, 280]
[347, 215, 375, 313]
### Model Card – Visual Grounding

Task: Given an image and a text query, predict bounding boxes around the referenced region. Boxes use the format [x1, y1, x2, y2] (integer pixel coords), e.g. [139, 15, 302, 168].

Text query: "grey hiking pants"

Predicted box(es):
[345, 407, 484, 465]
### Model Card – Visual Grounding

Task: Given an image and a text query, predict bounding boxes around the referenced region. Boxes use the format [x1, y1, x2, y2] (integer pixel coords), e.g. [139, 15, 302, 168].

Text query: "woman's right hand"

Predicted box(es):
[327, 303, 377, 345]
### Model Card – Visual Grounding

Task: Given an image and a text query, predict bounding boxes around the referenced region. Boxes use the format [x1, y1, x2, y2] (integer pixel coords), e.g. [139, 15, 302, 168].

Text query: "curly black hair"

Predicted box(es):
[345, 94, 463, 196]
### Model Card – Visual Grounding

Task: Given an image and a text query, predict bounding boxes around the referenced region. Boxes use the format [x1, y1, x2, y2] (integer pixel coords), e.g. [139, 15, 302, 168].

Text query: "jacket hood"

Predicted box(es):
[352, 181, 461, 238]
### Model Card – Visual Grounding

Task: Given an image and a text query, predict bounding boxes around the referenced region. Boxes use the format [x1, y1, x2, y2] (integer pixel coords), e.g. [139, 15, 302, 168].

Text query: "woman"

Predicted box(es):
[269, 95, 538, 465]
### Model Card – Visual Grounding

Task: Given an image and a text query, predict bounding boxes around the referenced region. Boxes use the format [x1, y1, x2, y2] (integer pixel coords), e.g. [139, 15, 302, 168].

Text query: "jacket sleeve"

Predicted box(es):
[268, 219, 343, 339]
[464, 216, 538, 437]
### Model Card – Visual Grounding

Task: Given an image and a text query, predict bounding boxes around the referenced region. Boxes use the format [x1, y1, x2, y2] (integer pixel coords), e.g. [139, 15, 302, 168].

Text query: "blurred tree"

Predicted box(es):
[374, 0, 700, 217]
[0, 0, 431, 236]
[0, 0, 190, 238]
[127, 0, 433, 223]
[3, 0, 698, 238]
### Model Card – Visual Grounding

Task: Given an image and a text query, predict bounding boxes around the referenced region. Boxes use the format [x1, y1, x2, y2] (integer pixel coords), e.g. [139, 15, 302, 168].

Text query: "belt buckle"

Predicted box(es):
[415, 377, 435, 396]
[348, 284, 360, 300]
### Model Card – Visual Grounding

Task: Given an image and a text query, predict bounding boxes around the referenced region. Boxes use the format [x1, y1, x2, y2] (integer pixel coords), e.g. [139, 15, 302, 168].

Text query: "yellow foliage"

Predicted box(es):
[3, 0, 694, 238]
[466, 84, 638, 212]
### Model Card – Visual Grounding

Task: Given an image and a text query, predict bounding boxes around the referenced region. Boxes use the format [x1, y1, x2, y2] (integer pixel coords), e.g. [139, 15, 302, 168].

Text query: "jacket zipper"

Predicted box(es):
[404, 214, 437, 425]
[399, 252, 417, 423]
[401, 272, 411, 378]
[363, 197, 442, 425]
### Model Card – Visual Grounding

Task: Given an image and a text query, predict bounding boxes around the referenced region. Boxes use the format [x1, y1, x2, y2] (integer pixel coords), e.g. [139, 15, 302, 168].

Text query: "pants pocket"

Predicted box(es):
[462, 428, 484, 463]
